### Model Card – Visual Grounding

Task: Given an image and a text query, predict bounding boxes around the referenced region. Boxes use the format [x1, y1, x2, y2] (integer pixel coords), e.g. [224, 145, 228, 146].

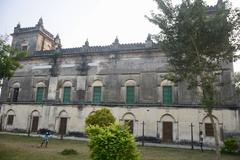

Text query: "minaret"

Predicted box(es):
[36, 17, 43, 28]
[54, 34, 62, 49]
[145, 34, 153, 48]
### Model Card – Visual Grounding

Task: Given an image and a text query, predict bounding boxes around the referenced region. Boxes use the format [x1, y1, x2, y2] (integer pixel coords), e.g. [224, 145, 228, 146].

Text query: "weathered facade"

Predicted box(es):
[0, 18, 239, 145]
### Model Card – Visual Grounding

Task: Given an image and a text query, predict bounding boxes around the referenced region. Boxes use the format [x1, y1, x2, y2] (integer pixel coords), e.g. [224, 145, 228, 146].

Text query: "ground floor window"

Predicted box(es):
[7, 115, 14, 125]
[124, 120, 134, 134]
[205, 123, 214, 137]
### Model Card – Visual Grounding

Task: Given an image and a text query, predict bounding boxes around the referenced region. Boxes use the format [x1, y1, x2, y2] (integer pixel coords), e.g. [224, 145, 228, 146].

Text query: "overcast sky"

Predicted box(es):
[0, 0, 239, 71]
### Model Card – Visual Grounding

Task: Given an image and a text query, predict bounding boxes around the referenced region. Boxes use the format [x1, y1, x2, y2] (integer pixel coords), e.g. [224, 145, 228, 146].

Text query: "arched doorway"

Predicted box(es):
[121, 112, 137, 134]
[30, 110, 40, 132]
[57, 110, 69, 135]
[159, 114, 176, 143]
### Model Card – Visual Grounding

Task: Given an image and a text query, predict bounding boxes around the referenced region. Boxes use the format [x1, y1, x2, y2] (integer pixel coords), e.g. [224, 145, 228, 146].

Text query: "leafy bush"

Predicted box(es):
[221, 137, 238, 154]
[61, 149, 78, 155]
[87, 123, 140, 160]
[85, 108, 115, 128]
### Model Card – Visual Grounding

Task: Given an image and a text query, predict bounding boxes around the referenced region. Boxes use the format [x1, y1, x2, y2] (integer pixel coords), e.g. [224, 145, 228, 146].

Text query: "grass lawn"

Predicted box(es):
[0, 134, 239, 160]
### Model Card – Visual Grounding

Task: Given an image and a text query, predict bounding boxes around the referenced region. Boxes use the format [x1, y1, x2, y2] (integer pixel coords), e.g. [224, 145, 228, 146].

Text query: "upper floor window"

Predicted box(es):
[63, 87, 71, 104]
[93, 86, 101, 104]
[61, 81, 72, 104]
[36, 87, 44, 102]
[163, 86, 172, 105]
[12, 88, 19, 102]
[160, 80, 174, 105]
[12, 82, 20, 102]
[91, 80, 103, 104]
[125, 80, 137, 105]
[126, 86, 135, 104]
[35, 82, 46, 103]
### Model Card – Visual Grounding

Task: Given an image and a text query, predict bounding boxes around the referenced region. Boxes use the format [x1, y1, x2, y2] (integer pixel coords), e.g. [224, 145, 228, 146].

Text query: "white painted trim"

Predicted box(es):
[32, 65, 52, 69]
[61, 64, 75, 68]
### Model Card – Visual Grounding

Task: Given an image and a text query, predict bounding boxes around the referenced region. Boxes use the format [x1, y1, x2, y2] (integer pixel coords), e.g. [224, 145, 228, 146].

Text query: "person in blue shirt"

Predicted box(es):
[40, 132, 50, 147]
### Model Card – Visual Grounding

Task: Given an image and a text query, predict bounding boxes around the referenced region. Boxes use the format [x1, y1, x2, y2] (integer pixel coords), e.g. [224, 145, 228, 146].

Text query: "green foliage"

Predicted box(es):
[87, 123, 140, 160]
[85, 108, 115, 128]
[146, 0, 240, 108]
[0, 35, 27, 79]
[221, 137, 239, 154]
[60, 149, 78, 155]
[147, 1, 240, 159]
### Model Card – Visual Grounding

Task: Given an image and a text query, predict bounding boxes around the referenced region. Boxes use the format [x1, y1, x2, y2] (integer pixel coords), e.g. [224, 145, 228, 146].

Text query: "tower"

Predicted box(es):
[11, 18, 60, 55]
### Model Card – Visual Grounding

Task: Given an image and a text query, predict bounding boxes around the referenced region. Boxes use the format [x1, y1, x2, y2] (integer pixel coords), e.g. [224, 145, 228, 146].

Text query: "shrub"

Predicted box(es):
[87, 123, 140, 160]
[85, 108, 115, 128]
[221, 137, 238, 154]
[61, 149, 78, 155]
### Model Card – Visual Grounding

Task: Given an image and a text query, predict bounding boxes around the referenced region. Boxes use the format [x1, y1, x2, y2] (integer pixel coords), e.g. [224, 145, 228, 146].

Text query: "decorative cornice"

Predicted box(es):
[31, 42, 160, 57]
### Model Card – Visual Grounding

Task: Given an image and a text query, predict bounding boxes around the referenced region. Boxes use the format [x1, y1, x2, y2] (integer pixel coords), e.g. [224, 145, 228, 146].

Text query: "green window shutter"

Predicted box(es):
[93, 86, 101, 104]
[36, 87, 44, 102]
[163, 86, 173, 105]
[126, 86, 135, 104]
[63, 87, 71, 104]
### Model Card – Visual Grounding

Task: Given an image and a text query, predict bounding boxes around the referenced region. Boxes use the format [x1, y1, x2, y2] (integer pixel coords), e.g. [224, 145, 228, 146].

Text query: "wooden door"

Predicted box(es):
[162, 121, 173, 143]
[31, 116, 39, 132]
[59, 118, 67, 135]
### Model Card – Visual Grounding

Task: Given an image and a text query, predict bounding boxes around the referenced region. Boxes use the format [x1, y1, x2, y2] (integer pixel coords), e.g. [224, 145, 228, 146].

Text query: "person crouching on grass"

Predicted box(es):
[40, 132, 50, 148]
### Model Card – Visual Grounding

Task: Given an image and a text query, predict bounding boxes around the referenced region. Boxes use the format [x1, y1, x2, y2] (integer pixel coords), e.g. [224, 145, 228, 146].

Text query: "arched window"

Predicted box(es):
[6, 110, 16, 126]
[35, 82, 46, 103]
[160, 80, 174, 105]
[62, 81, 72, 104]
[125, 80, 137, 105]
[92, 80, 103, 104]
[12, 82, 20, 102]
[121, 112, 137, 134]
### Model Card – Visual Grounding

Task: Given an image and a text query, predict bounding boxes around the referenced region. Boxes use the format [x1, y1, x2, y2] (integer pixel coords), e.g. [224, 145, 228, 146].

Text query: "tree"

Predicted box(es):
[0, 35, 27, 79]
[146, 0, 240, 159]
[85, 108, 115, 128]
[87, 123, 140, 160]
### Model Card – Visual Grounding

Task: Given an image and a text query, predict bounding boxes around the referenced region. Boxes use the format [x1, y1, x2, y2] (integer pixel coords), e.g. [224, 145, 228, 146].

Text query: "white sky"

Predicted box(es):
[0, 0, 239, 71]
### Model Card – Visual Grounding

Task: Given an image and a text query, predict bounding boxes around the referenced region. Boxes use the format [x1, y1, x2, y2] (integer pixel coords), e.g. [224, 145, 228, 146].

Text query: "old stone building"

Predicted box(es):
[0, 18, 239, 145]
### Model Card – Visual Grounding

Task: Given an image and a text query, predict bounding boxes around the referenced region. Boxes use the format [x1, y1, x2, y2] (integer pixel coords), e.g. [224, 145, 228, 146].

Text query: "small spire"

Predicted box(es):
[17, 22, 21, 28]
[84, 39, 89, 47]
[217, 0, 223, 4]
[147, 34, 152, 41]
[114, 36, 119, 44]
[37, 17, 43, 27]
[145, 33, 153, 48]
[54, 34, 61, 48]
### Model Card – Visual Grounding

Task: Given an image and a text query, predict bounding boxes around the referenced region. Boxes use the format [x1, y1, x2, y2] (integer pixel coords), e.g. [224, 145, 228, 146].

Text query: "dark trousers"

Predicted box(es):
[200, 142, 203, 152]
[40, 140, 48, 147]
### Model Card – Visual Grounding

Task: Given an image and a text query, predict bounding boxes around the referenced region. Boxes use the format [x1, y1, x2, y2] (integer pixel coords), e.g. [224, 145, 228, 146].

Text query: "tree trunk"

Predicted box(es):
[209, 113, 221, 160]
